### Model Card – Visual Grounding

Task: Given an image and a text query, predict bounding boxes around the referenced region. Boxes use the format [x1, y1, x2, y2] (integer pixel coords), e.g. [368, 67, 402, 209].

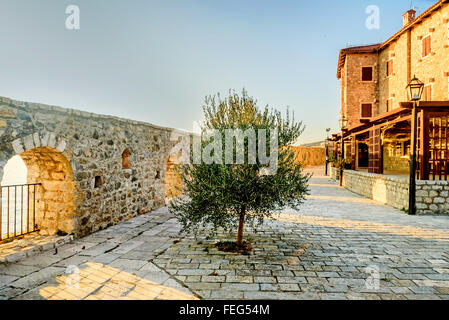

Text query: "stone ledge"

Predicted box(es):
[0, 95, 186, 134]
[334, 168, 449, 214]
[0, 234, 73, 264]
[343, 169, 409, 183]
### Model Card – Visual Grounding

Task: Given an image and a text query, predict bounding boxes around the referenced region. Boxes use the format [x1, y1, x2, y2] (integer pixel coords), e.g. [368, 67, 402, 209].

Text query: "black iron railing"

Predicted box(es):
[0, 183, 41, 241]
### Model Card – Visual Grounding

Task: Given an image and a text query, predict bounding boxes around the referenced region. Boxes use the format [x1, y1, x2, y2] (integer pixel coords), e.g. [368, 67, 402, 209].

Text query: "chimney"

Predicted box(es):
[403, 9, 416, 26]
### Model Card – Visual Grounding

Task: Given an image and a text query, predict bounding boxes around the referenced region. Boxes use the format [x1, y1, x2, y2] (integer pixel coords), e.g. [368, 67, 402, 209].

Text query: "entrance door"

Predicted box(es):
[358, 143, 369, 168]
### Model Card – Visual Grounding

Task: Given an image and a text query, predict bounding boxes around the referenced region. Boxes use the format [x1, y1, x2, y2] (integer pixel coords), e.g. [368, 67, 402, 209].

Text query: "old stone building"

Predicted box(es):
[339, 2, 449, 131]
[333, 0, 449, 213]
[0, 96, 184, 239]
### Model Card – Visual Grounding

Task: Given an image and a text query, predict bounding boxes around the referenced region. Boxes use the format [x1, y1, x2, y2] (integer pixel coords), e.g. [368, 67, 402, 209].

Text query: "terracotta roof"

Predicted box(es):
[336, 0, 449, 79]
[380, 0, 448, 49]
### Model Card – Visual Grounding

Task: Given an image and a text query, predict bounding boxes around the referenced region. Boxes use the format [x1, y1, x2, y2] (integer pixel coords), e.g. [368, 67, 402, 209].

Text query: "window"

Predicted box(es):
[386, 60, 394, 76]
[361, 103, 372, 118]
[402, 141, 410, 157]
[362, 67, 373, 81]
[423, 85, 432, 101]
[122, 148, 132, 169]
[422, 35, 431, 57]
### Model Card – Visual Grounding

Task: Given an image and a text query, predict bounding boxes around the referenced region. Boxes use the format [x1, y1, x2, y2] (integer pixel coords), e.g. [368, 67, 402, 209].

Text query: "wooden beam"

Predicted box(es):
[400, 101, 449, 109]
[419, 110, 430, 180]
[352, 115, 412, 137]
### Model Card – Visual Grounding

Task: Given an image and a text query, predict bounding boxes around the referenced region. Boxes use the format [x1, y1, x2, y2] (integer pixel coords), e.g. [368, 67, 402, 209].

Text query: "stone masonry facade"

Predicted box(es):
[337, 1, 449, 173]
[0, 96, 184, 238]
[338, 1, 449, 126]
[339, 51, 378, 128]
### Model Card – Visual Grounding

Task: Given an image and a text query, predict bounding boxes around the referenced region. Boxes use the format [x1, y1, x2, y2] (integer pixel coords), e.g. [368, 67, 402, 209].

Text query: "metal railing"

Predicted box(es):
[0, 183, 41, 241]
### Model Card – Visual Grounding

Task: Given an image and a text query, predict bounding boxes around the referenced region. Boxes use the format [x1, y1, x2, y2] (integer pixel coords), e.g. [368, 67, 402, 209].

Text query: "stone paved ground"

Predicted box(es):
[0, 233, 73, 264]
[0, 210, 196, 300]
[1, 166, 449, 300]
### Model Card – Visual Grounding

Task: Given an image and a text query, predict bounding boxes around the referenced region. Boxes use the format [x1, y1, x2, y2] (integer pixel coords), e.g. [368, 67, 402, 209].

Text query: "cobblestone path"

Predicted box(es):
[1, 166, 449, 300]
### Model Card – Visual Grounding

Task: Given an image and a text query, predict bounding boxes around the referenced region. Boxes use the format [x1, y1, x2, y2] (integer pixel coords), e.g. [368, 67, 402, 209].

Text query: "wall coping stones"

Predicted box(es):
[343, 169, 409, 183]
[0, 95, 193, 135]
[336, 168, 449, 214]
[344, 169, 449, 186]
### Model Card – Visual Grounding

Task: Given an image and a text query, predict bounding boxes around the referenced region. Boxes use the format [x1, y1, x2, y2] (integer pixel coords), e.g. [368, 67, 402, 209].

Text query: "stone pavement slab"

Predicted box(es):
[0, 207, 197, 300]
[1, 166, 449, 300]
[0, 233, 73, 264]
[152, 167, 449, 300]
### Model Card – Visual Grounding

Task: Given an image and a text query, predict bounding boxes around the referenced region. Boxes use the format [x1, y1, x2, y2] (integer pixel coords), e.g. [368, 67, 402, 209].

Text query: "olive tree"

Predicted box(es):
[169, 90, 309, 247]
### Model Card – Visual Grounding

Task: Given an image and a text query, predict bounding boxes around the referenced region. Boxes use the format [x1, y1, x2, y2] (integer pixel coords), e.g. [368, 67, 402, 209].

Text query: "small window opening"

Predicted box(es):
[94, 176, 103, 188]
[122, 149, 132, 169]
[362, 67, 373, 81]
[361, 103, 373, 118]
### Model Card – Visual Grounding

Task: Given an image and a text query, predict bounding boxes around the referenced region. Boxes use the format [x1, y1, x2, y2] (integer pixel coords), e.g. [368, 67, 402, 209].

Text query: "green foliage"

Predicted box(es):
[169, 89, 310, 244]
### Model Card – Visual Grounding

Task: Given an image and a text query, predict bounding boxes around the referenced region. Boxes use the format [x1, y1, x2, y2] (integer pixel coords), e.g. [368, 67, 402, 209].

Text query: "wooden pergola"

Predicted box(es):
[331, 101, 449, 180]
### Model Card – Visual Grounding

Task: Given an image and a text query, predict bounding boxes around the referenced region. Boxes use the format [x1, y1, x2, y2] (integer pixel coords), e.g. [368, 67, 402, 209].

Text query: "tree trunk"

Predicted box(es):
[236, 211, 245, 246]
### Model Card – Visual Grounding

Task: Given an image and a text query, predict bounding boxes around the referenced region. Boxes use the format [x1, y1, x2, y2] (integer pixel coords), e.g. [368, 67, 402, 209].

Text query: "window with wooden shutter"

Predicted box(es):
[362, 67, 373, 81]
[386, 60, 393, 76]
[423, 85, 432, 101]
[422, 35, 431, 57]
[361, 103, 372, 118]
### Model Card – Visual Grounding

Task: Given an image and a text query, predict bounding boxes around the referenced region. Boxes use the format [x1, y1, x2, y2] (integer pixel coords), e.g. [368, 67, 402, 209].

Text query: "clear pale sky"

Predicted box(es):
[0, 0, 437, 144]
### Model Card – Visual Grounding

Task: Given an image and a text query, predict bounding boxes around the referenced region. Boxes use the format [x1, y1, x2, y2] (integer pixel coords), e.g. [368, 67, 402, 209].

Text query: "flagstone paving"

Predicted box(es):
[1, 166, 449, 300]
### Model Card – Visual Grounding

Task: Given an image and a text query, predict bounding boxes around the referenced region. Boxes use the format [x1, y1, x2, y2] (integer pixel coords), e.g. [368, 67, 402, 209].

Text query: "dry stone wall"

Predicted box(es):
[0, 96, 184, 237]
[331, 167, 449, 214]
[291, 146, 325, 168]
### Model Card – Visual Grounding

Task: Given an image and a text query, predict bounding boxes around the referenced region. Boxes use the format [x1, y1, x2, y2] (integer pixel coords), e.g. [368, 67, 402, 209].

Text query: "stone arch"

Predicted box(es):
[165, 155, 182, 200]
[1, 147, 76, 236]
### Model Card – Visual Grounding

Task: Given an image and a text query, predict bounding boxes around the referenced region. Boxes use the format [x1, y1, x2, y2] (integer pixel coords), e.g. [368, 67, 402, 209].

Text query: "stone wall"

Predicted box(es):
[378, 29, 409, 113]
[415, 180, 449, 214]
[409, 3, 449, 102]
[378, 2, 449, 111]
[331, 167, 449, 214]
[20, 147, 76, 235]
[330, 165, 339, 180]
[291, 146, 325, 168]
[340, 169, 409, 211]
[165, 156, 182, 200]
[342, 53, 379, 127]
[0, 96, 185, 237]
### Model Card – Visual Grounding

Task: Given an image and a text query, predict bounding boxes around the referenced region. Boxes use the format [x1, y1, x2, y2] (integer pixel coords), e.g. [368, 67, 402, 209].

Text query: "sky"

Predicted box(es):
[0, 0, 439, 144]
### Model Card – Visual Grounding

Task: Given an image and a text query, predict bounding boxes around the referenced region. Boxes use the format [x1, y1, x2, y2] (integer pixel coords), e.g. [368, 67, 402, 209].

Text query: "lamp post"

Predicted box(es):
[338, 117, 348, 186]
[325, 128, 331, 176]
[406, 76, 424, 215]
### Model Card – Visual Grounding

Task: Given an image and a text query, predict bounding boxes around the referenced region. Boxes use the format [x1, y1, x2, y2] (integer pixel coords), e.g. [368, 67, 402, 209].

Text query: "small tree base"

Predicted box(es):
[215, 241, 252, 255]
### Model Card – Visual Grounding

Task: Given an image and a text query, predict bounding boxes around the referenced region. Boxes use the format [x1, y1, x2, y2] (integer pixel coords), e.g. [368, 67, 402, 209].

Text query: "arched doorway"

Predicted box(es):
[1, 147, 76, 238]
[165, 156, 182, 201]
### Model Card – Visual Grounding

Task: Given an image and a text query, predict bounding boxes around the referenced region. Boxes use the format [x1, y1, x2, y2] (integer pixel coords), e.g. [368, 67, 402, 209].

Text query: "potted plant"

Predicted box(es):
[344, 158, 353, 170]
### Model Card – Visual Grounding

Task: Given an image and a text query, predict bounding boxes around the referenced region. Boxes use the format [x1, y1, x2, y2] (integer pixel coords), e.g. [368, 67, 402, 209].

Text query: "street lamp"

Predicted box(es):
[338, 116, 348, 186]
[406, 76, 424, 215]
[325, 128, 331, 176]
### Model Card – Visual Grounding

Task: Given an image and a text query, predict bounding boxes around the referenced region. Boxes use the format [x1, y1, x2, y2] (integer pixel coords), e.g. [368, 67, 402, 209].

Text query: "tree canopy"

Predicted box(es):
[169, 90, 310, 246]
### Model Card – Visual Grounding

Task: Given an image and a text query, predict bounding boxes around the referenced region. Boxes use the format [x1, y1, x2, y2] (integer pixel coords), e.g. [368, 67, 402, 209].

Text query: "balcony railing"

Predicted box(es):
[0, 183, 41, 242]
